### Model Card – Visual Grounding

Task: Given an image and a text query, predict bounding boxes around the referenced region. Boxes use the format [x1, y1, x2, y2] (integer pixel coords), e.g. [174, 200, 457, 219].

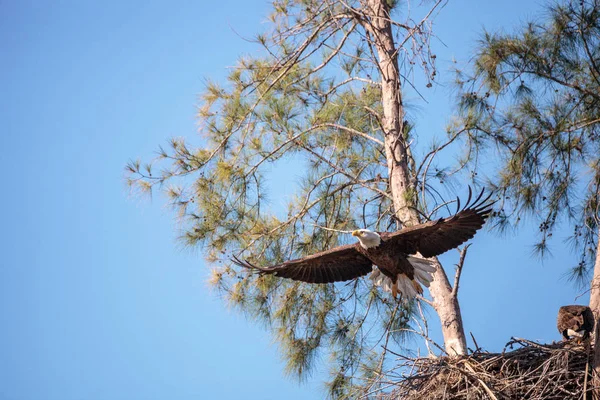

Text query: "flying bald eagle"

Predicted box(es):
[233, 189, 494, 299]
[557, 305, 594, 342]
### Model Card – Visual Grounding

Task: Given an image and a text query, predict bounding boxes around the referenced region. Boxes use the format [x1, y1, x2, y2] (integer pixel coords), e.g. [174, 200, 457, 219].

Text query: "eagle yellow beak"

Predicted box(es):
[352, 230, 361, 237]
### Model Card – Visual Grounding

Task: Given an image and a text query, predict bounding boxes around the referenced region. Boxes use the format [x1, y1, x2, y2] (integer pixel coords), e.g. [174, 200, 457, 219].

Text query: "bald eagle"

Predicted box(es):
[557, 305, 594, 342]
[233, 189, 493, 299]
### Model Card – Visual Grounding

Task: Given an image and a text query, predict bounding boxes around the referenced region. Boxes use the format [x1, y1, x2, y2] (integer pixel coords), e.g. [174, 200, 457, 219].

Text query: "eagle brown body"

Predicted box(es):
[232, 188, 494, 298]
[557, 305, 594, 342]
[355, 235, 421, 296]
[357, 240, 415, 279]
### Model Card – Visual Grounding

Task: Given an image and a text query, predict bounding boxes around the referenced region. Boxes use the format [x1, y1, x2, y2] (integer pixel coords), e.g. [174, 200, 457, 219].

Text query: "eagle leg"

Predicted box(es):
[391, 282, 398, 298]
[412, 279, 423, 295]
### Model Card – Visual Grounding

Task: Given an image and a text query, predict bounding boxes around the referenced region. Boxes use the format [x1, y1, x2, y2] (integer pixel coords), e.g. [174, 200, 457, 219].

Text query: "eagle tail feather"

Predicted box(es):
[407, 256, 435, 287]
[370, 268, 422, 299]
[397, 274, 419, 299]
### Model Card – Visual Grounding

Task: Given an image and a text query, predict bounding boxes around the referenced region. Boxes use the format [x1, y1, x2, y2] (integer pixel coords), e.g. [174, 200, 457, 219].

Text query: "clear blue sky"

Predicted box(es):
[0, 1, 584, 399]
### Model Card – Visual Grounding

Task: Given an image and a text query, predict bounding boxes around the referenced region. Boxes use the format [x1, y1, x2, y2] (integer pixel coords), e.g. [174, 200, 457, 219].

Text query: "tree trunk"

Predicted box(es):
[589, 229, 600, 399]
[429, 261, 468, 355]
[363, 0, 468, 356]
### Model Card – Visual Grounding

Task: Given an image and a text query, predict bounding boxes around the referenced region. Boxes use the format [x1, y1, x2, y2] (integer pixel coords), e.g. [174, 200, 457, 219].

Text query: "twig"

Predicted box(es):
[462, 361, 499, 400]
[470, 331, 481, 353]
[312, 224, 353, 234]
[452, 244, 471, 298]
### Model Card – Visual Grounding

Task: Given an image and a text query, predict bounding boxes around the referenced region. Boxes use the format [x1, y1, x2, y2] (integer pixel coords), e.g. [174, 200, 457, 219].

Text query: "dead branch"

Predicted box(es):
[451, 244, 471, 298]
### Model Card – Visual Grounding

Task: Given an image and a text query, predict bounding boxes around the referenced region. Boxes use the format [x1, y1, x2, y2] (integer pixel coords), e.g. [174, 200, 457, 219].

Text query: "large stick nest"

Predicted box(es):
[385, 338, 594, 399]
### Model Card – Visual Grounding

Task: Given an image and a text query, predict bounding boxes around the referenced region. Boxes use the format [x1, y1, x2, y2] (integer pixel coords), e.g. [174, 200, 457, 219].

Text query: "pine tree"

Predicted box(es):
[454, 0, 599, 394]
[127, 0, 475, 395]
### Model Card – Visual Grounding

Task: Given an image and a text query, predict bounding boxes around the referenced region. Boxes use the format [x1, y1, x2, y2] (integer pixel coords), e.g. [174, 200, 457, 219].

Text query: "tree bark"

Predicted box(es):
[429, 260, 468, 355]
[589, 229, 600, 399]
[589, 231, 600, 320]
[363, 0, 468, 356]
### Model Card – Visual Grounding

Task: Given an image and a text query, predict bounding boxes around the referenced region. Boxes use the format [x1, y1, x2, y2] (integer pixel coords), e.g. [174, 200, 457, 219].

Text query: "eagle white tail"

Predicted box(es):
[369, 257, 436, 299]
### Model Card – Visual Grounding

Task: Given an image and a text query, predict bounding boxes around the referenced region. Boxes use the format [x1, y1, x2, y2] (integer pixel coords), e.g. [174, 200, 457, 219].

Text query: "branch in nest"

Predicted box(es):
[376, 337, 593, 400]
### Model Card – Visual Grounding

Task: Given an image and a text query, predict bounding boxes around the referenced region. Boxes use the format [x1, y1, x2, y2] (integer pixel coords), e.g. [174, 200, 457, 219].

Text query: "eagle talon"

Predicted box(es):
[412, 279, 423, 295]
[391, 283, 398, 299]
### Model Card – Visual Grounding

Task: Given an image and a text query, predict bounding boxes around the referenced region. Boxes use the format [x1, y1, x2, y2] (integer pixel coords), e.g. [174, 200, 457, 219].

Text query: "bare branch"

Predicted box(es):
[312, 224, 353, 234]
[452, 244, 471, 298]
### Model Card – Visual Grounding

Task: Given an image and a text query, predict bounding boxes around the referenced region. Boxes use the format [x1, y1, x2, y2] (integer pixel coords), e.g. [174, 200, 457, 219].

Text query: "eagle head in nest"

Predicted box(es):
[557, 305, 594, 344]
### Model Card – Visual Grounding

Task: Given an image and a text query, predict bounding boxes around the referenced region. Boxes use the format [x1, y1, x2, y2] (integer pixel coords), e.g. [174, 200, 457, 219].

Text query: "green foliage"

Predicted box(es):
[127, 0, 449, 396]
[454, 0, 600, 282]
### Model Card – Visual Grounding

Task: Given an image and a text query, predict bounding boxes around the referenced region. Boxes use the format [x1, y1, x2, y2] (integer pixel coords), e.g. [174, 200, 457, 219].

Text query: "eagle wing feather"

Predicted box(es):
[380, 188, 494, 258]
[232, 243, 373, 284]
[232, 188, 494, 288]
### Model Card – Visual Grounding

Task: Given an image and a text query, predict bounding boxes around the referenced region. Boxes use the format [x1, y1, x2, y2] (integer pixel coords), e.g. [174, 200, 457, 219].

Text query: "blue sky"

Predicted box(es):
[0, 1, 585, 399]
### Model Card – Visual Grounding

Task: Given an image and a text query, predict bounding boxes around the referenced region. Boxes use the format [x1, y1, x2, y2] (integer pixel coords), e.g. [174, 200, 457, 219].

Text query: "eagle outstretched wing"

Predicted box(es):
[233, 188, 494, 284]
[380, 188, 494, 258]
[232, 243, 372, 283]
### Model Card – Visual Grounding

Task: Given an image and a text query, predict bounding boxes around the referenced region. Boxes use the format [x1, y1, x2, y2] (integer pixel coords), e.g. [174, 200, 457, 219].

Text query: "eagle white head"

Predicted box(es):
[352, 229, 381, 249]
